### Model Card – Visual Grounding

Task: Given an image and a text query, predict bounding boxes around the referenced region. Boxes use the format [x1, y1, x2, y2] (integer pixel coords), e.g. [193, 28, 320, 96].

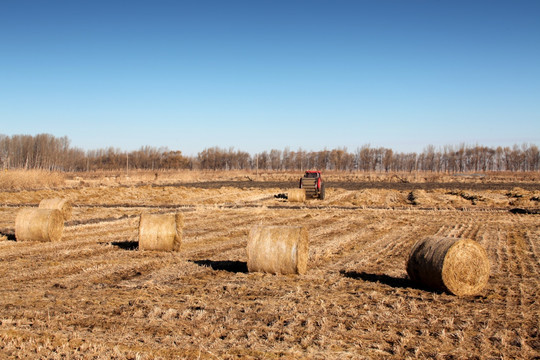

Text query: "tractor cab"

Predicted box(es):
[304, 170, 320, 178]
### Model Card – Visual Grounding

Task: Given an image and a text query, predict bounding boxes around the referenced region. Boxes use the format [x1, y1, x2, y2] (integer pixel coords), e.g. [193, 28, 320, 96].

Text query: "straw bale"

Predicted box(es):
[15, 208, 64, 242]
[39, 198, 72, 220]
[139, 212, 183, 251]
[406, 236, 490, 296]
[247, 225, 308, 275]
[288, 188, 306, 202]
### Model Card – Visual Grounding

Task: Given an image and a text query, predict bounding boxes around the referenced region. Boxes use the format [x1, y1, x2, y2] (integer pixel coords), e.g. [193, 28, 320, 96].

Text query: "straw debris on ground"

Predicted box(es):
[0, 171, 538, 359]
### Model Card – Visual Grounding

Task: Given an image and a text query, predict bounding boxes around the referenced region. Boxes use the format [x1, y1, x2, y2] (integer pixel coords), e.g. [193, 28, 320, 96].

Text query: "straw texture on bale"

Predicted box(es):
[247, 225, 308, 275]
[15, 208, 64, 242]
[139, 212, 183, 251]
[406, 236, 490, 296]
[39, 198, 72, 220]
[288, 188, 306, 202]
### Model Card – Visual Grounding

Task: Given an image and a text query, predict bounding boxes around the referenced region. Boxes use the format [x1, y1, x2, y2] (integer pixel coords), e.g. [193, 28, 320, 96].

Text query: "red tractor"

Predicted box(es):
[299, 170, 325, 200]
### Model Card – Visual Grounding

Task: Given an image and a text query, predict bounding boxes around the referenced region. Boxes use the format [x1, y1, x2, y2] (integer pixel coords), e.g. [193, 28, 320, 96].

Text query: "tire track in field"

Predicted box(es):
[182, 210, 255, 246]
[0, 245, 113, 284]
[331, 212, 443, 275]
[307, 211, 387, 269]
[431, 213, 482, 240]
[472, 217, 503, 286]
[182, 207, 340, 266]
[182, 208, 320, 259]
[514, 219, 539, 303]
[56, 257, 169, 289]
[486, 219, 531, 351]
[306, 210, 420, 269]
[460, 217, 482, 240]
[180, 210, 260, 257]
[0, 217, 138, 263]
[0, 326, 211, 359]
[0, 237, 104, 263]
[0, 216, 140, 286]
[63, 223, 138, 242]
[58, 249, 221, 291]
[493, 226, 510, 298]
[523, 225, 540, 270]
[498, 216, 539, 351]
[315, 210, 407, 272]
[523, 226, 540, 340]
[181, 208, 340, 272]
[433, 221, 461, 238]
[291, 210, 356, 250]
[2, 240, 145, 285]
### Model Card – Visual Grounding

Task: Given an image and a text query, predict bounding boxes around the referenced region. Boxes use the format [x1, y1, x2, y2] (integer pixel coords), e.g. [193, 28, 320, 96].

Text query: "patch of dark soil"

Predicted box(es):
[152, 180, 540, 192]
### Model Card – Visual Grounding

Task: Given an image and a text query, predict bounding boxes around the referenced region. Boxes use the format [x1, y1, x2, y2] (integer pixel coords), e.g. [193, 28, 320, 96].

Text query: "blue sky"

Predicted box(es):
[1, 0, 539, 155]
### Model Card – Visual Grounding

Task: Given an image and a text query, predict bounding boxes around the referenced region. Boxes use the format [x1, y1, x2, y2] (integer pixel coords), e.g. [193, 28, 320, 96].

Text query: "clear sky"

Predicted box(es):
[1, 0, 539, 155]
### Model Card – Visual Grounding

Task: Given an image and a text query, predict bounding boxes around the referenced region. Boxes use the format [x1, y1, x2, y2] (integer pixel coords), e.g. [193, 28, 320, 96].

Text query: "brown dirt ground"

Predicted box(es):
[0, 173, 539, 359]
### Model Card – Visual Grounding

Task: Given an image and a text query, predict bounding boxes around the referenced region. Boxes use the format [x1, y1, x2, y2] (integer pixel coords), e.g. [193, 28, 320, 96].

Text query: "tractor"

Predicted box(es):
[299, 170, 325, 200]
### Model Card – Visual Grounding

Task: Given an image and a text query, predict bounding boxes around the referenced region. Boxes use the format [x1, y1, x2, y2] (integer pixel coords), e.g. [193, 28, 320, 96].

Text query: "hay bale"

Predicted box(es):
[15, 208, 64, 242]
[288, 188, 306, 202]
[139, 212, 183, 251]
[406, 236, 490, 296]
[247, 225, 308, 275]
[39, 198, 72, 220]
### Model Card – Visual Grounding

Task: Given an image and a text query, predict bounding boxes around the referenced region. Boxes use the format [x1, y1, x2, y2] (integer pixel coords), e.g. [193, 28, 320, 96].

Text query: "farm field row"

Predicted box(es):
[0, 178, 539, 359]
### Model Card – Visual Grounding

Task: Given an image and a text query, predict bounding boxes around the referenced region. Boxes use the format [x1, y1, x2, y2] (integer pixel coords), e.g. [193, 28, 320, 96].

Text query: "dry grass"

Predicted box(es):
[0, 171, 539, 358]
[0, 169, 65, 190]
[68, 169, 540, 185]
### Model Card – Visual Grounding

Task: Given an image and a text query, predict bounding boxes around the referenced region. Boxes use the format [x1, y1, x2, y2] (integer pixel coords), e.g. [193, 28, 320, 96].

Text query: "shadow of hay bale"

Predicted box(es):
[190, 260, 248, 273]
[111, 240, 139, 250]
[0, 229, 16, 241]
[510, 208, 540, 215]
[340, 270, 439, 293]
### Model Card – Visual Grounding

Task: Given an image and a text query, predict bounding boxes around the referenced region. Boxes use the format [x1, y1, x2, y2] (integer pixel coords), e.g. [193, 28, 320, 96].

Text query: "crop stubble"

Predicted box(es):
[0, 177, 539, 359]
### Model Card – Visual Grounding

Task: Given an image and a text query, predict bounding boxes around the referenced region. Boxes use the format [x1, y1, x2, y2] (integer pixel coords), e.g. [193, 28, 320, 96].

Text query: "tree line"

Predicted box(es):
[1, 134, 539, 173]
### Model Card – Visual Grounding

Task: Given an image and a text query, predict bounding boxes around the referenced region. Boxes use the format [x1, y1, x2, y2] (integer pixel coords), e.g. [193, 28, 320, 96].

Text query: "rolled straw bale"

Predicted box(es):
[406, 236, 490, 296]
[288, 188, 306, 202]
[15, 208, 64, 242]
[139, 212, 183, 251]
[39, 198, 72, 220]
[247, 225, 308, 275]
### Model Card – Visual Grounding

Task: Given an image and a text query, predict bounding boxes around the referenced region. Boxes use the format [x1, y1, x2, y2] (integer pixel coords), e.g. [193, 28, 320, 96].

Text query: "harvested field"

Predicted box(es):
[0, 172, 539, 359]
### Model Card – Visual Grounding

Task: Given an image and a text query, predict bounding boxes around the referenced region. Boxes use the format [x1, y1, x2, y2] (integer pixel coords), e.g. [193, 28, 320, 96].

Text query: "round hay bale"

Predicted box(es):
[39, 198, 72, 220]
[288, 188, 306, 202]
[139, 212, 183, 251]
[247, 225, 308, 275]
[406, 236, 490, 296]
[15, 208, 64, 242]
